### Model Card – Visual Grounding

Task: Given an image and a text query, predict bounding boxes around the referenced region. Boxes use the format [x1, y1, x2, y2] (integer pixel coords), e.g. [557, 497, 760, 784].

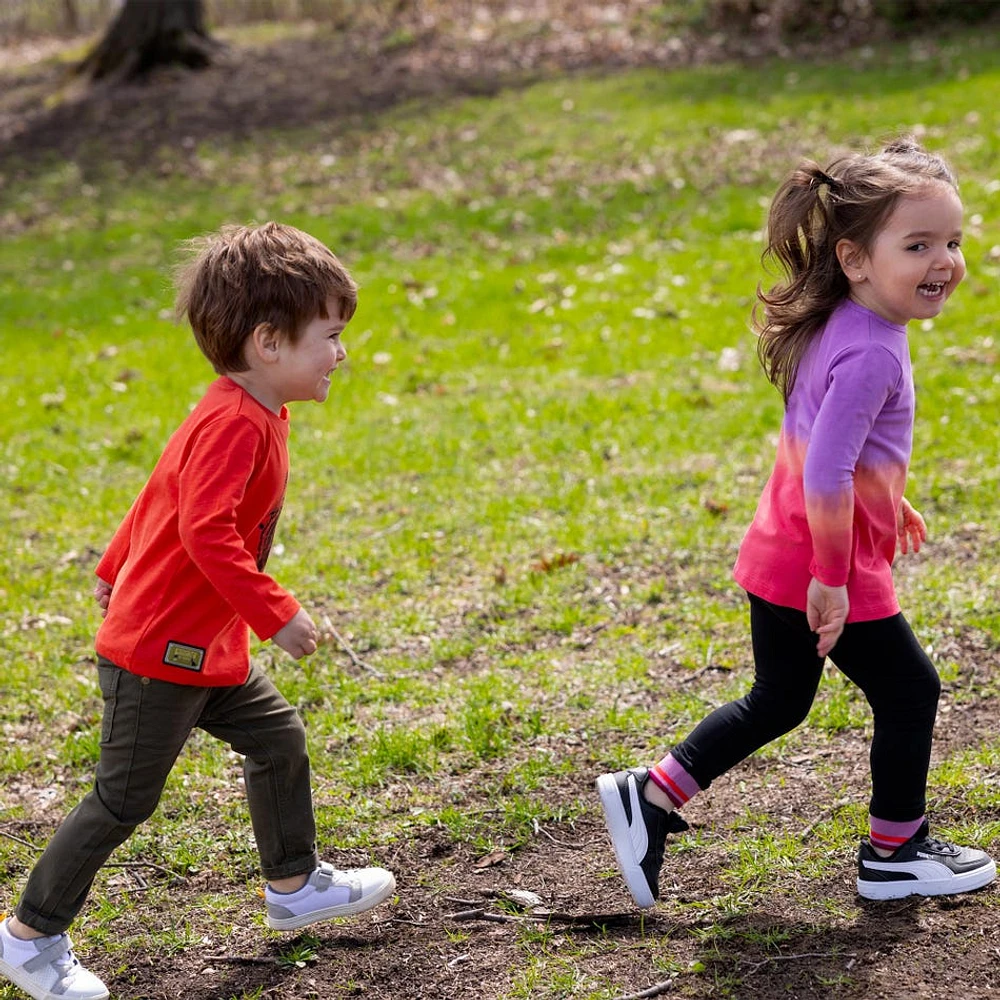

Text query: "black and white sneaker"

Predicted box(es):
[596, 767, 689, 909]
[857, 821, 996, 900]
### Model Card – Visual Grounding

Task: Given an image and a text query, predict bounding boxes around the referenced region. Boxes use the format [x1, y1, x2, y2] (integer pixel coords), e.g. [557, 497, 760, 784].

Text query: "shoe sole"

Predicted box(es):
[266, 873, 397, 930]
[857, 858, 997, 900]
[0, 955, 109, 1000]
[596, 774, 657, 909]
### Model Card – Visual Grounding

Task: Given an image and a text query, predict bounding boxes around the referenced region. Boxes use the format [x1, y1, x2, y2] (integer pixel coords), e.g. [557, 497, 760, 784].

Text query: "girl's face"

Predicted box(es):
[841, 182, 965, 327]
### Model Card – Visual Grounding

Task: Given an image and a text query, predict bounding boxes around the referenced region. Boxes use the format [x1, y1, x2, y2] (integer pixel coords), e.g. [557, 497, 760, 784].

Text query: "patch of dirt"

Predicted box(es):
[4, 552, 998, 997]
[2, 560, 997, 999]
[0, 0, 889, 178]
[4, 674, 998, 999]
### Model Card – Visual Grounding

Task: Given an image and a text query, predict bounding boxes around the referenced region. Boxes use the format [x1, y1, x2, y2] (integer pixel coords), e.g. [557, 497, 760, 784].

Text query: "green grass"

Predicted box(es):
[2, 24, 1000, 1000]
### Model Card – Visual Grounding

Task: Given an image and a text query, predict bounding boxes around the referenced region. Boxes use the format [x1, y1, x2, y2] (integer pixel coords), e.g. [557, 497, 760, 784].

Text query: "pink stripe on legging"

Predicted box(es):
[649, 753, 701, 808]
[869, 815, 924, 851]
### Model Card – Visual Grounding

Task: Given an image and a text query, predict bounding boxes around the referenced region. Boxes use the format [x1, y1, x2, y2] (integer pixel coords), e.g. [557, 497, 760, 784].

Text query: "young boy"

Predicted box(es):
[0, 222, 395, 1000]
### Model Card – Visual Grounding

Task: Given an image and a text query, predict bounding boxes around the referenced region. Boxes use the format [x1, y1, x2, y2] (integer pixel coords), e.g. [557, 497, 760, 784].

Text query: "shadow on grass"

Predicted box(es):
[683, 892, 995, 1000]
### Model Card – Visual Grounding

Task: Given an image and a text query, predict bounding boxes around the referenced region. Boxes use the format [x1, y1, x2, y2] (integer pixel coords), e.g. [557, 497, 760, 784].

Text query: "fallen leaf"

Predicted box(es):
[496, 889, 544, 909]
[473, 850, 507, 869]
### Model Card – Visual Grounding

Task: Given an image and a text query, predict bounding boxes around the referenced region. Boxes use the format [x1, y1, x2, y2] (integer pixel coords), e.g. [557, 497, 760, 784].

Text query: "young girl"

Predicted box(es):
[597, 138, 996, 907]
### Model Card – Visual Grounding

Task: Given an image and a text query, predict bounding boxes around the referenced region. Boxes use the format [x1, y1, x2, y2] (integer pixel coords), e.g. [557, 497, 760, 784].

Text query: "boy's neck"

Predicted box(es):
[224, 370, 284, 415]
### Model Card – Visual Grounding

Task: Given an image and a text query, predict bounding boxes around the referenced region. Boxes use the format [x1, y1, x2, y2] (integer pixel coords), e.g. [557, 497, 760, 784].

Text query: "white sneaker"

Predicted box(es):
[264, 862, 396, 930]
[0, 918, 109, 1000]
[595, 768, 689, 909]
[857, 821, 997, 900]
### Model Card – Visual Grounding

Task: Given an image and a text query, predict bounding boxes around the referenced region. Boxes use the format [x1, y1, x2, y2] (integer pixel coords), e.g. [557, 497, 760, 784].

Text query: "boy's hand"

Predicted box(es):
[94, 578, 113, 617]
[273, 608, 319, 659]
[806, 578, 849, 658]
[897, 497, 927, 555]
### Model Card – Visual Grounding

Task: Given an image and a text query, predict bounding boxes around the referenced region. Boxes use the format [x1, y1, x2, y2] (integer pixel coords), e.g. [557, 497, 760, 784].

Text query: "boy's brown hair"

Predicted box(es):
[175, 221, 357, 374]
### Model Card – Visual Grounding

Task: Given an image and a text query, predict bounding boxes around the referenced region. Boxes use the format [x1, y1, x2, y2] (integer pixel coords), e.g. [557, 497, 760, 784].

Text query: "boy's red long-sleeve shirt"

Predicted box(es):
[95, 377, 301, 686]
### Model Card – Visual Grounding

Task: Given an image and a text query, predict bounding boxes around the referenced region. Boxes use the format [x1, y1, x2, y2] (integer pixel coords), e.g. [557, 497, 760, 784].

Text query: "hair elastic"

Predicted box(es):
[810, 170, 841, 193]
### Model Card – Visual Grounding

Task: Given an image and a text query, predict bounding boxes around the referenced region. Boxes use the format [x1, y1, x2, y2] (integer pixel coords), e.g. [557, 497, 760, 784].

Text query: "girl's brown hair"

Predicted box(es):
[175, 222, 358, 374]
[754, 138, 958, 400]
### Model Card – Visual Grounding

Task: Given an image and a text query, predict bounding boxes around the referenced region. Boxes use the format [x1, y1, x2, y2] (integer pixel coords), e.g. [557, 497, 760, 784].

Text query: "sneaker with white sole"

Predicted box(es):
[857, 821, 997, 901]
[596, 767, 689, 909]
[0, 918, 109, 1000]
[264, 861, 396, 930]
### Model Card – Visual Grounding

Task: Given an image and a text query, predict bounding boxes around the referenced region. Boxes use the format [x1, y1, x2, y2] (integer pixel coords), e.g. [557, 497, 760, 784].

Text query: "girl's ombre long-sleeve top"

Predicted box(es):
[733, 299, 913, 622]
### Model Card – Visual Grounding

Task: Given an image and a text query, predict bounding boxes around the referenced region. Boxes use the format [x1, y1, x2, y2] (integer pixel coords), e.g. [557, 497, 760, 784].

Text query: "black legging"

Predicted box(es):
[670, 593, 941, 822]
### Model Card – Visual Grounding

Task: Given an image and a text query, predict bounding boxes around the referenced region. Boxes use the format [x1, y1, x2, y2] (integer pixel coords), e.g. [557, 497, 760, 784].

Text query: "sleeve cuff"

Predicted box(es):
[808, 559, 849, 588]
[249, 596, 301, 642]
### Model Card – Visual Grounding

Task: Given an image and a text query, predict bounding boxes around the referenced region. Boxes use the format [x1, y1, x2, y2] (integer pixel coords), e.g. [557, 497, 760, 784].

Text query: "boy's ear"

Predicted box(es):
[836, 239, 866, 283]
[248, 322, 282, 364]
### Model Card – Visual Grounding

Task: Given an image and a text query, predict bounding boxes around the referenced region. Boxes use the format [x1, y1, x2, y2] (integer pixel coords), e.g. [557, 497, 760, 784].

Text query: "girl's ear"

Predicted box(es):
[248, 322, 282, 364]
[836, 239, 866, 283]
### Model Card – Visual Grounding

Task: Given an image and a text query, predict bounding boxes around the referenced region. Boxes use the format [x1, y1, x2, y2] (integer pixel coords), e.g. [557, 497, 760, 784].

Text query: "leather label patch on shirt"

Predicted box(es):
[163, 641, 205, 672]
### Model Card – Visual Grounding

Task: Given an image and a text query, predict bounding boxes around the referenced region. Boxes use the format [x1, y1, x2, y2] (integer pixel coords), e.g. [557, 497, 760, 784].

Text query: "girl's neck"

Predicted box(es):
[844, 294, 907, 329]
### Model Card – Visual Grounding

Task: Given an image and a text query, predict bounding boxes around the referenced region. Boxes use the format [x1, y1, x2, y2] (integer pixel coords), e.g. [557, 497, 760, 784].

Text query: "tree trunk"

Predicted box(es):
[78, 0, 220, 82]
[63, 0, 80, 34]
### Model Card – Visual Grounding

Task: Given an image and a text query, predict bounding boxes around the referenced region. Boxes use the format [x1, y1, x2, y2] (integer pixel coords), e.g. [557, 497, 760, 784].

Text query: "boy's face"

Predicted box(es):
[277, 297, 348, 405]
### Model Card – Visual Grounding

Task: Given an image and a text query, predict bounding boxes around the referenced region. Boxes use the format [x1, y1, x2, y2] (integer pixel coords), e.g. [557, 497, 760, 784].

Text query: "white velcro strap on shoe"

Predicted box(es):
[312, 862, 336, 889]
[23, 936, 70, 974]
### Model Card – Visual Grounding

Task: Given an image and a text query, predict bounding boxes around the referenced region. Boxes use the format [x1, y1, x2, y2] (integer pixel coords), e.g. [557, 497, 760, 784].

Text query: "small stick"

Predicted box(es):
[799, 797, 851, 840]
[533, 819, 585, 849]
[613, 978, 677, 1000]
[367, 519, 405, 540]
[0, 829, 183, 884]
[742, 951, 857, 975]
[0, 829, 41, 851]
[446, 908, 642, 928]
[204, 955, 277, 966]
[446, 908, 520, 924]
[537, 911, 643, 927]
[679, 660, 729, 686]
[107, 884, 159, 898]
[125, 867, 147, 890]
[320, 614, 384, 677]
[104, 860, 186, 881]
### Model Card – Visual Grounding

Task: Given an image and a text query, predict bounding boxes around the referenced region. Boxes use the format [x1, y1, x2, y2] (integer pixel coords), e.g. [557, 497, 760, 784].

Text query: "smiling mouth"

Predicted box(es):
[918, 281, 946, 297]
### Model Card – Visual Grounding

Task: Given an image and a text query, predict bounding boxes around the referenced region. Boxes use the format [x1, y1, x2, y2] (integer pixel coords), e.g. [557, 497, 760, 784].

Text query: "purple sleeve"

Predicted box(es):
[803, 344, 902, 586]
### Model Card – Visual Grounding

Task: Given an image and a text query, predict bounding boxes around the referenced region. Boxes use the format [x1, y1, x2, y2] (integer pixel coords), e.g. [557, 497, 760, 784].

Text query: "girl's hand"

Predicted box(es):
[806, 578, 849, 658]
[94, 578, 113, 617]
[272, 608, 319, 659]
[897, 497, 927, 555]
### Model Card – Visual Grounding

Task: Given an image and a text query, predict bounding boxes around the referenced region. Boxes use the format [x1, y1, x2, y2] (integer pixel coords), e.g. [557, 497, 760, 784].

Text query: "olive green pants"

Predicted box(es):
[16, 658, 318, 935]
